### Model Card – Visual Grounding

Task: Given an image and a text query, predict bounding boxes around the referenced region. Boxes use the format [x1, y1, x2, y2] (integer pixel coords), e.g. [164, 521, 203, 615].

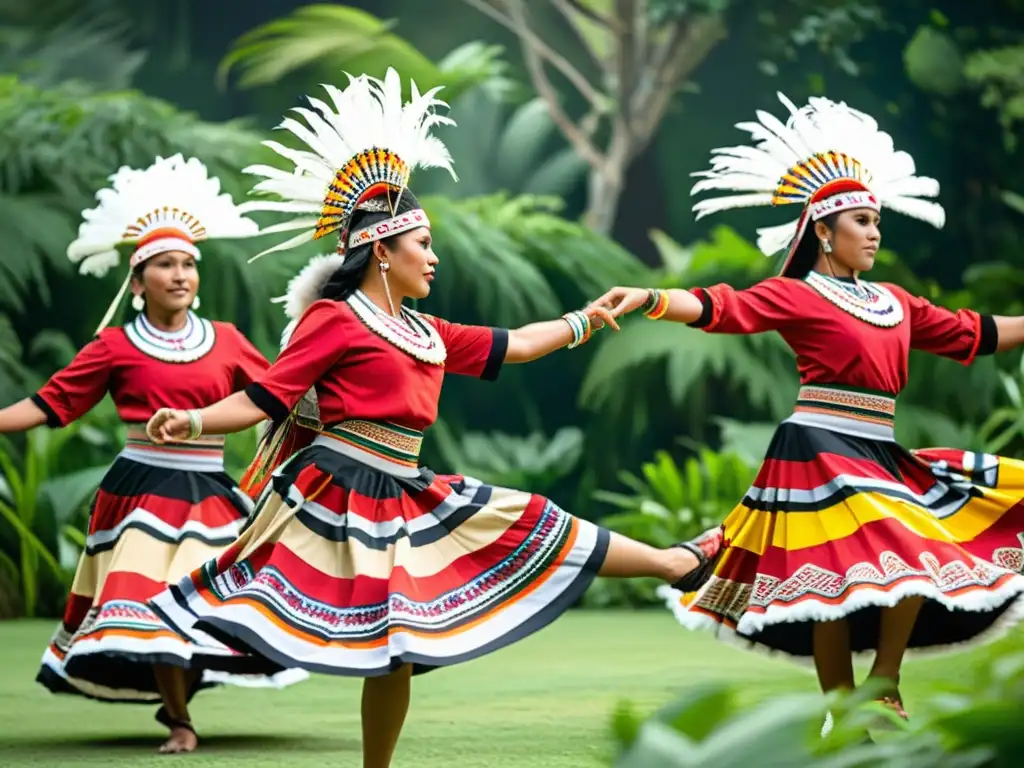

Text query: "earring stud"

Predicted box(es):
[821, 240, 833, 254]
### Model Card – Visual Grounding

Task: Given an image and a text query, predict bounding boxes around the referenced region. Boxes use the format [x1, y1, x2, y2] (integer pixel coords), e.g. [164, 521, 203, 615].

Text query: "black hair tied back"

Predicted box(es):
[319, 188, 424, 302]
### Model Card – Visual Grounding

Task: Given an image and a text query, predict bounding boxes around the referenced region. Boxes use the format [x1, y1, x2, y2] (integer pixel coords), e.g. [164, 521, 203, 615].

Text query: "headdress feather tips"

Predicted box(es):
[67, 154, 259, 277]
[239, 67, 457, 262]
[67, 154, 259, 334]
[690, 92, 946, 260]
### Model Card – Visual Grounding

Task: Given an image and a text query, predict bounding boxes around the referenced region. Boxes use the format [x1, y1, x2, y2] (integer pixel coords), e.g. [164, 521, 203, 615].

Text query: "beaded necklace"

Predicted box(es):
[346, 290, 447, 365]
[124, 311, 216, 362]
[804, 271, 904, 328]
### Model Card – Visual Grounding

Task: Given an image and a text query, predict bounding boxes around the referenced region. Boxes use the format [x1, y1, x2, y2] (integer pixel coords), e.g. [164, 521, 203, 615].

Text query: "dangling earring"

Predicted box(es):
[378, 260, 397, 317]
[821, 240, 833, 254]
[131, 294, 145, 312]
[191, 295, 200, 311]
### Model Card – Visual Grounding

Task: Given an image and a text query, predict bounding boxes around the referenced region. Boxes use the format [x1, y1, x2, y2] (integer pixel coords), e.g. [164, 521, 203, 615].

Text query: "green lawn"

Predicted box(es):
[0, 612, 1016, 766]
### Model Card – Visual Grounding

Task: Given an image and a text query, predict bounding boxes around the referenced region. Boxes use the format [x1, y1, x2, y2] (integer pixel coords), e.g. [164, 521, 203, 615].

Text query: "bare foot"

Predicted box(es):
[158, 725, 198, 754]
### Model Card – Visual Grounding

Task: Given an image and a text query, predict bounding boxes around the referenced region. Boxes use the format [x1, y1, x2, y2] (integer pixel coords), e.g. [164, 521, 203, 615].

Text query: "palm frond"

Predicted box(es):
[423, 91, 588, 200]
[217, 4, 504, 101]
[424, 194, 648, 321]
[0, 3, 145, 90]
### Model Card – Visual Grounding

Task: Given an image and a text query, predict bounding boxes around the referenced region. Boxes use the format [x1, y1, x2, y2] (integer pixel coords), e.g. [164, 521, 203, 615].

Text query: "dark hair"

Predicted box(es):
[320, 188, 423, 301]
[781, 211, 840, 279]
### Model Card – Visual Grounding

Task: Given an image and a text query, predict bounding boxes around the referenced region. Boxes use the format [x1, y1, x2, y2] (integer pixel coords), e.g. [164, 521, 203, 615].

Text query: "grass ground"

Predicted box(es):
[0, 612, 1017, 767]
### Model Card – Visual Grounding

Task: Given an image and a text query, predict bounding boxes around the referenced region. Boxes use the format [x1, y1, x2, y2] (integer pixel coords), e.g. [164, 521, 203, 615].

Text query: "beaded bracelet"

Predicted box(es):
[186, 409, 203, 440]
[644, 289, 670, 320]
[562, 310, 592, 349]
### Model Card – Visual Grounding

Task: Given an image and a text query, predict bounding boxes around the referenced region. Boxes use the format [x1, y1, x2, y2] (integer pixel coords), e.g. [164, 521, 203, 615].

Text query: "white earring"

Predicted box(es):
[379, 260, 390, 273]
[131, 294, 145, 312]
[191, 295, 200, 310]
[821, 240, 833, 254]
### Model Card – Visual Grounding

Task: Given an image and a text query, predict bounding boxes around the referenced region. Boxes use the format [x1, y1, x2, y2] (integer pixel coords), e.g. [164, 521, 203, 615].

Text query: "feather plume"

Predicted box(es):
[691, 92, 945, 256]
[68, 154, 259, 276]
[243, 67, 457, 262]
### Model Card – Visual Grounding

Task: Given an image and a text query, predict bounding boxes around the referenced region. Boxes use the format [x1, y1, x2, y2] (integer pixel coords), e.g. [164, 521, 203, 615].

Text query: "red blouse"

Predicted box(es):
[245, 299, 507, 430]
[32, 322, 269, 427]
[689, 276, 997, 396]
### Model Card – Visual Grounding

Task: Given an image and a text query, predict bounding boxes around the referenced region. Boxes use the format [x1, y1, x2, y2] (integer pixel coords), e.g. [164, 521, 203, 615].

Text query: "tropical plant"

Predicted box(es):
[0, 422, 110, 617]
[610, 640, 1024, 767]
[421, 193, 649, 327]
[0, 0, 146, 90]
[584, 447, 753, 608]
[216, 5, 509, 101]
[426, 420, 585, 495]
[0, 75, 300, 353]
[422, 90, 589, 200]
[578, 226, 799, 442]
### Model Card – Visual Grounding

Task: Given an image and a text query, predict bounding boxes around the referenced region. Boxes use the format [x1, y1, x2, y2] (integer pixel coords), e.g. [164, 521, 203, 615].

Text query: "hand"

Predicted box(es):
[587, 287, 652, 318]
[146, 408, 192, 444]
[584, 304, 620, 332]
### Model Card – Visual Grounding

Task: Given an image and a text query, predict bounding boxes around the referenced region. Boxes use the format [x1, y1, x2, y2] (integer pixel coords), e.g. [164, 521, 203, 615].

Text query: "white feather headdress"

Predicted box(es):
[690, 92, 945, 272]
[67, 154, 259, 332]
[239, 66, 457, 263]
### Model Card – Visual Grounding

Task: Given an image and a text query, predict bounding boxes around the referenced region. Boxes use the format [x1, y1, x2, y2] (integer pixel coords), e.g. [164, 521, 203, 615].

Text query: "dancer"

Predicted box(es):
[587, 93, 1024, 727]
[1, 155, 306, 755]
[143, 68, 723, 768]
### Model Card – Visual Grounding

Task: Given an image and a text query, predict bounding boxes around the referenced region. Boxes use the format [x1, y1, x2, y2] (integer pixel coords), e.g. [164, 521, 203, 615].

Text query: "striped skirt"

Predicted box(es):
[660, 385, 1024, 660]
[37, 429, 307, 702]
[150, 419, 609, 677]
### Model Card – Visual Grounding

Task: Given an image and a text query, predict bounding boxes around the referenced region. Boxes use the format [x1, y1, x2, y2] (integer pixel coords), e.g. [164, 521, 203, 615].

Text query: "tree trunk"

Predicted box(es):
[584, 168, 624, 236]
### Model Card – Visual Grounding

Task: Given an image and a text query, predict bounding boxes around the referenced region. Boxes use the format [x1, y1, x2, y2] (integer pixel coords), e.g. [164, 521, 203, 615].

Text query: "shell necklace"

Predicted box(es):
[124, 310, 216, 363]
[804, 272, 904, 328]
[346, 290, 447, 365]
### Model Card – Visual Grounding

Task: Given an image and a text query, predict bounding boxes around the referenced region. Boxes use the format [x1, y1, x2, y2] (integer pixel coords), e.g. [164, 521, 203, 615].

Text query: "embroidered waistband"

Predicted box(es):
[787, 385, 896, 441]
[121, 426, 226, 472]
[315, 420, 424, 477]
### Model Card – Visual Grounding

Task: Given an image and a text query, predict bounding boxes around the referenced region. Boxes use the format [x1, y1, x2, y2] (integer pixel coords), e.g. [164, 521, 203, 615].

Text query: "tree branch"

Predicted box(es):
[503, 0, 606, 170]
[461, 0, 607, 111]
[631, 15, 727, 147]
[548, 0, 609, 69]
[613, 0, 639, 137]
[561, 0, 613, 27]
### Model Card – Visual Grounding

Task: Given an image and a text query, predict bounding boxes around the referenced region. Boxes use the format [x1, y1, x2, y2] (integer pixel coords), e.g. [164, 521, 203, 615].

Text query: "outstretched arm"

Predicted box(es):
[588, 279, 798, 334]
[505, 306, 619, 364]
[0, 398, 49, 433]
[147, 390, 268, 443]
[994, 316, 1024, 353]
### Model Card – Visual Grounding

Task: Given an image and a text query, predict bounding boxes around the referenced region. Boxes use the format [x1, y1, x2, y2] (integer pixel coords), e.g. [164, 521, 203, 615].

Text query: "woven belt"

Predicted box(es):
[315, 420, 424, 477]
[121, 426, 226, 472]
[787, 385, 896, 441]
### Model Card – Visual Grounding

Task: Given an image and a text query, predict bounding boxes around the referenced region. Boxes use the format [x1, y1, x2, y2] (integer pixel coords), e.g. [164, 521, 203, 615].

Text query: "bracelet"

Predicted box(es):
[562, 310, 592, 349]
[644, 289, 670, 320]
[186, 409, 203, 440]
[640, 289, 659, 314]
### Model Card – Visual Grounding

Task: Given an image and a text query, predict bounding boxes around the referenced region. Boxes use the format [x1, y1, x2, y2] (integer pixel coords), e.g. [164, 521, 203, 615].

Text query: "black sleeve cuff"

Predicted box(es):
[977, 314, 998, 357]
[481, 328, 508, 382]
[245, 383, 289, 423]
[30, 393, 63, 428]
[687, 290, 714, 329]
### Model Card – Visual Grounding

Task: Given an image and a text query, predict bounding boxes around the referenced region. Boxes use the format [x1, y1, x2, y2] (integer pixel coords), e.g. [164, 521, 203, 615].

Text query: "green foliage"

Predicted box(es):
[904, 26, 966, 96]
[423, 90, 589, 200]
[585, 448, 752, 608]
[427, 421, 585, 495]
[964, 44, 1024, 151]
[578, 226, 798, 437]
[423, 194, 647, 326]
[610, 643, 1024, 767]
[0, 0, 146, 90]
[0, 423, 109, 618]
[217, 4, 507, 100]
[0, 75, 293, 351]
